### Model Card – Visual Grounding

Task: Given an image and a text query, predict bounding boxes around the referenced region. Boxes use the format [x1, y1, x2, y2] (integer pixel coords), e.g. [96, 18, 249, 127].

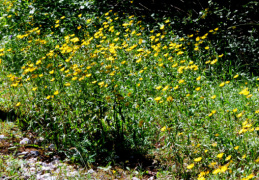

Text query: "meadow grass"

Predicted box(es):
[1, 0, 259, 179]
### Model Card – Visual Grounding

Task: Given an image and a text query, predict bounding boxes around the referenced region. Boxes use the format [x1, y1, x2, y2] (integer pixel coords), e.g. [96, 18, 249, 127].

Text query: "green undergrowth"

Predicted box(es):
[1, 0, 259, 179]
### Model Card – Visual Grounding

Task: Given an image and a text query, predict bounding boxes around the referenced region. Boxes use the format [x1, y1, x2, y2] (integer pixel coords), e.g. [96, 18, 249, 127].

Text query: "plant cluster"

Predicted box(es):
[1, 0, 259, 179]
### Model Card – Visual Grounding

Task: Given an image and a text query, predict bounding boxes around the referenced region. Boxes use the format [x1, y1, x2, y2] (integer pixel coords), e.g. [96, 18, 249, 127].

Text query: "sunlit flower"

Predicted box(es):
[174, 85, 179, 90]
[64, 83, 71, 87]
[211, 95, 216, 99]
[162, 85, 169, 91]
[239, 88, 249, 95]
[225, 155, 232, 161]
[219, 82, 225, 87]
[179, 79, 185, 84]
[161, 126, 166, 132]
[160, 25, 165, 30]
[217, 153, 224, 159]
[16, 102, 21, 107]
[187, 163, 194, 169]
[167, 96, 173, 102]
[194, 157, 202, 162]
[155, 86, 162, 90]
[165, 19, 170, 23]
[154, 97, 162, 101]
[196, 76, 201, 81]
[212, 168, 221, 175]
[212, 142, 217, 147]
[195, 87, 201, 91]
[234, 74, 239, 78]
[236, 113, 243, 118]
[54, 90, 59, 95]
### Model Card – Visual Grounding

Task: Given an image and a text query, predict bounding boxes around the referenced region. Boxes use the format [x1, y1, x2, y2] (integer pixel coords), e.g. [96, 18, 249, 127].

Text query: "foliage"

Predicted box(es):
[1, 0, 259, 179]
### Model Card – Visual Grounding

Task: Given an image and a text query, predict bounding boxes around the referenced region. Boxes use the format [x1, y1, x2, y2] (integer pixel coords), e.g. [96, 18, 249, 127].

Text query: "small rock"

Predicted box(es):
[0, 134, 6, 140]
[42, 166, 51, 171]
[39, 137, 44, 141]
[30, 151, 40, 157]
[87, 169, 95, 174]
[20, 138, 31, 145]
[132, 177, 140, 180]
[48, 144, 55, 150]
[34, 137, 44, 144]
[17, 151, 28, 156]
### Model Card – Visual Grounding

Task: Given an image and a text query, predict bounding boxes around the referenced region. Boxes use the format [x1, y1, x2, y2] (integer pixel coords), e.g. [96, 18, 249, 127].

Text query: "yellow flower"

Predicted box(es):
[98, 81, 105, 86]
[49, 70, 54, 74]
[46, 95, 51, 100]
[160, 25, 165, 30]
[211, 95, 216, 99]
[154, 97, 162, 101]
[195, 87, 201, 91]
[161, 126, 166, 132]
[239, 88, 249, 95]
[178, 79, 185, 84]
[16, 102, 21, 107]
[72, 77, 78, 81]
[155, 86, 162, 90]
[218, 54, 224, 58]
[220, 166, 228, 173]
[233, 108, 238, 112]
[162, 85, 169, 91]
[187, 163, 194, 169]
[205, 46, 209, 50]
[234, 74, 239, 78]
[64, 83, 71, 86]
[209, 162, 217, 167]
[212, 142, 217, 147]
[225, 155, 232, 161]
[196, 76, 201, 81]
[194, 157, 202, 162]
[246, 174, 254, 180]
[219, 82, 225, 87]
[217, 153, 224, 159]
[212, 168, 221, 174]
[167, 96, 173, 102]
[236, 113, 243, 118]
[197, 177, 205, 180]
[54, 90, 59, 95]
[210, 59, 218, 65]
[246, 94, 252, 98]
[211, 110, 216, 114]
